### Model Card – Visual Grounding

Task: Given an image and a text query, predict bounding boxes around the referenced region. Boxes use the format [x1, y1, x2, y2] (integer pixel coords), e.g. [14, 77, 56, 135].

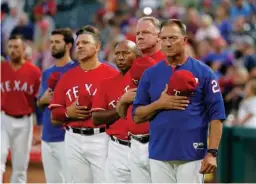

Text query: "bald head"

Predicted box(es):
[115, 40, 141, 57]
[115, 40, 140, 74]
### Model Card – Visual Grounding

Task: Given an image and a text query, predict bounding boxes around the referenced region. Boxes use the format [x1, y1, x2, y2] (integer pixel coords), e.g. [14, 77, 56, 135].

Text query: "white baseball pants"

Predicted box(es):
[1, 112, 33, 183]
[64, 130, 109, 183]
[105, 138, 131, 183]
[150, 159, 204, 183]
[129, 137, 151, 183]
[41, 140, 71, 183]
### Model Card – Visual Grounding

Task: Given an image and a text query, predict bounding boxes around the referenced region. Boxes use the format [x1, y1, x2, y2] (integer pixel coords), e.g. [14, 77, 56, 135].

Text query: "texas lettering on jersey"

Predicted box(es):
[50, 64, 118, 128]
[1, 62, 41, 116]
[66, 84, 97, 102]
[108, 85, 129, 109]
[1, 80, 35, 94]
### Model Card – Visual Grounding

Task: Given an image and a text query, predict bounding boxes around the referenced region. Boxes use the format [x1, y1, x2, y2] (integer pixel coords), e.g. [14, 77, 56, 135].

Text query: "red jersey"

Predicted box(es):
[127, 106, 149, 135]
[92, 72, 132, 140]
[127, 50, 165, 134]
[50, 63, 118, 128]
[1, 61, 41, 116]
[149, 50, 165, 63]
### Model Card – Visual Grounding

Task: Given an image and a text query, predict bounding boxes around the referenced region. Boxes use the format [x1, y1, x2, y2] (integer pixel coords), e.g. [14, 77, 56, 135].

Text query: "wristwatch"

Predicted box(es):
[207, 149, 218, 157]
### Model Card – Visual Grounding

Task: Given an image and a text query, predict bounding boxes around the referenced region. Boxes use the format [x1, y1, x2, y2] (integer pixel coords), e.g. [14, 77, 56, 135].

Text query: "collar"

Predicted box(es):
[164, 56, 190, 68]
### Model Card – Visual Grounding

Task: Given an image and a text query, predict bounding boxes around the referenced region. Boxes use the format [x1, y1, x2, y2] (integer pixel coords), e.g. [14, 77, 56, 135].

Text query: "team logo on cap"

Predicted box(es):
[173, 89, 181, 96]
[168, 70, 199, 96]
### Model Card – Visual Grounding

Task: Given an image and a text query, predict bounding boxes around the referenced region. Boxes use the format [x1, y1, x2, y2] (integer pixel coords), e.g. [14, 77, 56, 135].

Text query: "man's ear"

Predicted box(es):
[157, 32, 161, 43]
[184, 36, 188, 46]
[22, 42, 26, 52]
[96, 43, 101, 52]
[66, 43, 73, 51]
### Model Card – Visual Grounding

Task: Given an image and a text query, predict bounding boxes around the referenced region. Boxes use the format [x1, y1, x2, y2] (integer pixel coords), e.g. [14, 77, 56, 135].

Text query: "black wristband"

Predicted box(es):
[207, 149, 218, 157]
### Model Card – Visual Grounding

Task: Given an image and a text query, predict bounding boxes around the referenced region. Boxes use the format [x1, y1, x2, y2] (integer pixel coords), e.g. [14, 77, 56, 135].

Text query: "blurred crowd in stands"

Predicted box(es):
[1, 0, 256, 127]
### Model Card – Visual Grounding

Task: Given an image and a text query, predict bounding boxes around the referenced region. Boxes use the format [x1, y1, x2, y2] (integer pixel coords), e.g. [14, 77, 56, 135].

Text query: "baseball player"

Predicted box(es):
[37, 28, 77, 183]
[1, 35, 41, 183]
[132, 19, 226, 183]
[49, 25, 118, 183]
[91, 40, 139, 183]
[116, 16, 166, 183]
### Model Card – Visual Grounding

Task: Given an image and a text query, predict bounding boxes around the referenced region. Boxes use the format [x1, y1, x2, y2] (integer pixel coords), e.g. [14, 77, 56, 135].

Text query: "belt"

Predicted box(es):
[66, 126, 105, 136]
[110, 136, 130, 147]
[131, 134, 150, 144]
[3, 112, 31, 119]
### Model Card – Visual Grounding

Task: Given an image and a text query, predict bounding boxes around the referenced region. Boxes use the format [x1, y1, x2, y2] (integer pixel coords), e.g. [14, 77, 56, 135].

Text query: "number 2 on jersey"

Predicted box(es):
[211, 80, 220, 93]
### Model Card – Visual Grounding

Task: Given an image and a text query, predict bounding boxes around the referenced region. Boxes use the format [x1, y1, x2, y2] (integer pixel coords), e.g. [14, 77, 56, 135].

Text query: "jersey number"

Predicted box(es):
[211, 80, 220, 93]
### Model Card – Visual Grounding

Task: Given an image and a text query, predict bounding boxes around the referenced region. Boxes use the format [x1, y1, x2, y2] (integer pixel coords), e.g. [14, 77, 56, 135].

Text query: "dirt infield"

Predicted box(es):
[4, 162, 46, 183]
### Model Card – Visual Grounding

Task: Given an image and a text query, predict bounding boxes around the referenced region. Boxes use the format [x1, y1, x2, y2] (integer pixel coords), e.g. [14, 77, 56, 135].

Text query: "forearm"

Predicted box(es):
[133, 100, 161, 124]
[37, 98, 45, 108]
[208, 120, 223, 149]
[116, 100, 130, 118]
[51, 119, 63, 126]
[37, 97, 49, 108]
[51, 107, 68, 124]
[92, 109, 120, 126]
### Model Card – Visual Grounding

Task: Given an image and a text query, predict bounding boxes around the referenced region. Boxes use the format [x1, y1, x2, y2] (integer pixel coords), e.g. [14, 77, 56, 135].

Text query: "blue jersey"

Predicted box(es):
[38, 61, 77, 142]
[132, 57, 226, 161]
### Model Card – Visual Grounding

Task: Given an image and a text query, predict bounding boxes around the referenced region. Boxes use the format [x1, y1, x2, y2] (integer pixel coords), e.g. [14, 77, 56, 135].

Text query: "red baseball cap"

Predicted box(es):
[47, 72, 61, 90]
[130, 55, 156, 88]
[168, 70, 198, 96]
[76, 91, 92, 109]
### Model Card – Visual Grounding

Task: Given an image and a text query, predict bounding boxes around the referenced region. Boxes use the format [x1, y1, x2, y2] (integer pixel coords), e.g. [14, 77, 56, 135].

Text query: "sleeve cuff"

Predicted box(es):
[210, 114, 226, 122]
[91, 108, 106, 112]
[48, 104, 63, 109]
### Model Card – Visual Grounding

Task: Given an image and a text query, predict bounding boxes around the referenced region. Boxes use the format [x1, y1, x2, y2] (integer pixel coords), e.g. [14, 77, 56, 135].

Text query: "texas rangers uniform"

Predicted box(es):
[92, 72, 132, 183]
[1, 61, 41, 183]
[128, 50, 165, 183]
[49, 64, 118, 183]
[132, 57, 226, 183]
[38, 61, 77, 183]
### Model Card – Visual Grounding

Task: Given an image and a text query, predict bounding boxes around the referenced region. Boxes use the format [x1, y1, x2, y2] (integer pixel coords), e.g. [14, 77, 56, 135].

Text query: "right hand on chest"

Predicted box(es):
[66, 101, 91, 120]
[119, 88, 137, 104]
[157, 84, 190, 110]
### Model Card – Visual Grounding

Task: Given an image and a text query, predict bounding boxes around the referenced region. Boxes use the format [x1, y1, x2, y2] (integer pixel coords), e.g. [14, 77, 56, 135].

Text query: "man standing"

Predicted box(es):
[132, 19, 226, 183]
[49, 25, 118, 183]
[91, 40, 139, 183]
[116, 16, 182, 183]
[37, 28, 76, 183]
[1, 35, 41, 183]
